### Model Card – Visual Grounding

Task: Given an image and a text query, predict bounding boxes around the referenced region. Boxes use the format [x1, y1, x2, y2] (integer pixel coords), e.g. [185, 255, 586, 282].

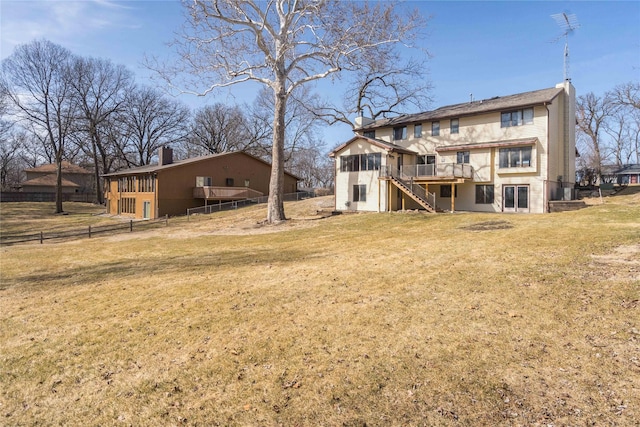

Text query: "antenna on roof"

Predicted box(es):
[551, 11, 580, 82]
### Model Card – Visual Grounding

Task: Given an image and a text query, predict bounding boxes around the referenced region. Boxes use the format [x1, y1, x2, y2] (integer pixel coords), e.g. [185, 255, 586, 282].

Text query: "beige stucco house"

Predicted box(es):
[330, 82, 576, 213]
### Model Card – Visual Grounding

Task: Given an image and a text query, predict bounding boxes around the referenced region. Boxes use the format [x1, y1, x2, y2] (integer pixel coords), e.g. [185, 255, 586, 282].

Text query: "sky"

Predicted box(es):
[1, 0, 639, 150]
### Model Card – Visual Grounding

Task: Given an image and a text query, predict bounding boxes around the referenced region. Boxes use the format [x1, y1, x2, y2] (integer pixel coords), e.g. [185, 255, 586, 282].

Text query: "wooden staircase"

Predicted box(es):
[389, 176, 437, 213]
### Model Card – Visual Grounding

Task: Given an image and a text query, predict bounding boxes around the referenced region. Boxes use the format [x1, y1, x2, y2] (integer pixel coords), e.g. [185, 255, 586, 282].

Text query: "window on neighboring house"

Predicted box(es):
[226, 178, 234, 186]
[451, 118, 459, 134]
[363, 130, 375, 139]
[195, 176, 212, 187]
[431, 121, 440, 136]
[340, 153, 381, 172]
[440, 185, 457, 198]
[393, 126, 407, 140]
[475, 185, 495, 204]
[118, 176, 136, 192]
[456, 151, 470, 164]
[353, 184, 366, 202]
[139, 175, 155, 192]
[120, 197, 136, 214]
[499, 146, 532, 168]
[414, 124, 422, 138]
[501, 108, 534, 127]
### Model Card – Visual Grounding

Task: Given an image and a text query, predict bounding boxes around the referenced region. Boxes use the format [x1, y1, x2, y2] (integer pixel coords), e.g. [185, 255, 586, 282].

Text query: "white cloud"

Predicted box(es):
[1, 0, 140, 59]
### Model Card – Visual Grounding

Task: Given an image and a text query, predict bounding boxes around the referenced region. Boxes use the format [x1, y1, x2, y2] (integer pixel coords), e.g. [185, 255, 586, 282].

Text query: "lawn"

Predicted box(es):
[0, 193, 639, 425]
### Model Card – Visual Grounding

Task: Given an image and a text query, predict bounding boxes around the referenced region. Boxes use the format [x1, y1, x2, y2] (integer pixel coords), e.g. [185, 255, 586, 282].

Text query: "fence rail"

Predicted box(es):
[1, 192, 96, 203]
[187, 191, 315, 218]
[0, 215, 168, 246]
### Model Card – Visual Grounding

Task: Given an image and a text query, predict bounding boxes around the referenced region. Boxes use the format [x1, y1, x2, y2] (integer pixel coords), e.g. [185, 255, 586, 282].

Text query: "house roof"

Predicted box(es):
[612, 164, 640, 175]
[102, 151, 300, 180]
[21, 174, 80, 188]
[435, 137, 538, 152]
[357, 86, 564, 130]
[25, 161, 92, 175]
[329, 135, 417, 157]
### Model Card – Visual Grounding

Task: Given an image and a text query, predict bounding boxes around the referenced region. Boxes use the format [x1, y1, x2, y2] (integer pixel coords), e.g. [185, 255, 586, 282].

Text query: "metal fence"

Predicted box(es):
[0, 215, 169, 246]
[187, 191, 315, 218]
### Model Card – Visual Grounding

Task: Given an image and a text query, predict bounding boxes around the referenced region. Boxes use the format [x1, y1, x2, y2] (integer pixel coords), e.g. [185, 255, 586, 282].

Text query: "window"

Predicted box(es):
[431, 121, 440, 136]
[340, 153, 381, 172]
[475, 185, 495, 204]
[195, 176, 212, 187]
[393, 126, 407, 140]
[501, 108, 534, 127]
[244, 179, 250, 187]
[118, 176, 136, 192]
[226, 178, 234, 186]
[120, 197, 136, 214]
[414, 124, 422, 138]
[363, 130, 375, 139]
[353, 184, 366, 202]
[456, 151, 470, 164]
[416, 155, 436, 165]
[139, 175, 155, 192]
[499, 146, 532, 168]
[440, 185, 457, 198]
[451, 118, 459, 134]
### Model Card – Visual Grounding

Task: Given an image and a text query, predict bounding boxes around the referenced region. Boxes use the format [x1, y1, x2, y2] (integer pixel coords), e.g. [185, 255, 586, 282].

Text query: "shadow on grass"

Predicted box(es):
[1, 247, 311, 291]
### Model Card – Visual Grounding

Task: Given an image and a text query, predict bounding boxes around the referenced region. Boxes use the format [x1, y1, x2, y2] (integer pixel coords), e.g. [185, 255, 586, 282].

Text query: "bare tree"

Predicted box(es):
[610, 81, 640, 164]
[155, 0, 425, 223]
[1, 39, 77, 213]
[115, 86, 190, 167]
[576, 92, 614, 183]
[70, 56, 133, 203]
[188, 103, 250, 155]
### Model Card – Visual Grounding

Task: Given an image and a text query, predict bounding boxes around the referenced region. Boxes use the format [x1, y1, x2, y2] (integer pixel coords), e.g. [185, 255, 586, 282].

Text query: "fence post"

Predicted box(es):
[165, 214, 168, 226]
[130, 220, 133, 232]
[88, 225, 92, 238]
[40, 231, 43, 244]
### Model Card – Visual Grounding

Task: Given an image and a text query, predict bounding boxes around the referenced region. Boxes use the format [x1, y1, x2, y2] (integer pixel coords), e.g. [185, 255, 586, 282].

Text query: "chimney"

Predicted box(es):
[159, 146, 173, 165]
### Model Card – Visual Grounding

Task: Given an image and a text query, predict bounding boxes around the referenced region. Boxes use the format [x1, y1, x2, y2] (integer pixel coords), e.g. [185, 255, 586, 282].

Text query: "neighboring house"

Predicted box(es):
[330, 82, 576, 213]
[602, 164, 640, 185]
[103, 147, 299, 219]
[21, 161, 93, 194]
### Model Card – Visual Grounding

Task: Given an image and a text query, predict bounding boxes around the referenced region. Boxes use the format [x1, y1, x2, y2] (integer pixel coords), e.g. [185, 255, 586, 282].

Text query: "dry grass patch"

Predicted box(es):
[1, 195, 639, 425]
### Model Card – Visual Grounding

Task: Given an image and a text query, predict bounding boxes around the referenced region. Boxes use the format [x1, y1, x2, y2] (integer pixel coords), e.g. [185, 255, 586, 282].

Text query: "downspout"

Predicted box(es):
[544, 102, 551, 212]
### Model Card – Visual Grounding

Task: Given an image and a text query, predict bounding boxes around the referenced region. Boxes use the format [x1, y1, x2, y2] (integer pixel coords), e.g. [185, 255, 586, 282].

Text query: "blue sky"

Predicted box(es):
[1, 1, 639, 149]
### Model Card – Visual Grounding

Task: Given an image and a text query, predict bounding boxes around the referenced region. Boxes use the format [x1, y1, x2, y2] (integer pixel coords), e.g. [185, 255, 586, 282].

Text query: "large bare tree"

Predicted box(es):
[1, 39, 76, 213]
[155, 0, 424, 223]
[116, 86, 190, 167]
[188, 103, 251, 155]
[70, 56, 133, 203]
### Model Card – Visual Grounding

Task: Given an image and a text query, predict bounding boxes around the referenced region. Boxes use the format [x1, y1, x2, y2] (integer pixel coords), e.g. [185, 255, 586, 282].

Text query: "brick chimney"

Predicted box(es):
[159, 146, 173, 166]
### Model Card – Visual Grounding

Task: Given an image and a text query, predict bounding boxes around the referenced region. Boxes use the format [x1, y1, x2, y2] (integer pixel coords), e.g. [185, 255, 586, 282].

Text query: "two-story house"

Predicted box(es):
[103, 148, 299, 219]
[330, 82, 576, 213]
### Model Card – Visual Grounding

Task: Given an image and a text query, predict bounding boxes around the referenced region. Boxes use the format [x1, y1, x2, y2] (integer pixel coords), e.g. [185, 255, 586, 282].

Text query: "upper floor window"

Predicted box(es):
[139, 175, 156, 192]
[226, 178, 234, 186]
[363, 130, 375, 139]
[499, 146, 532, 168]
[501, 108, 534, 128]
[450, 118, 459, 134]
[431, 121, 440, 136]
[118, 176, 136, 192]
[195, 176, 212, 187]
[393, 126, 407, 140]
[414, 124, 422, 138]
[456, 151, 470, 164]
[417, 154, 436, 165]
[340, 153, 381, 172]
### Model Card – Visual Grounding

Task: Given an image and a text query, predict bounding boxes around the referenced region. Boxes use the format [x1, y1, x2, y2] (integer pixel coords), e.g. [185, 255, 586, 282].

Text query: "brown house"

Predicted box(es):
[22, 161, 93, 194]
[103, 148, 299, 219]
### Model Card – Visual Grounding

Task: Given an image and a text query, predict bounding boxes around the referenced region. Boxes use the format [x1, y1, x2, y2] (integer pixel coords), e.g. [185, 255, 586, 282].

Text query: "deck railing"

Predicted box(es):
[380, 163, 474, 180]
[193, 186, 264, 200]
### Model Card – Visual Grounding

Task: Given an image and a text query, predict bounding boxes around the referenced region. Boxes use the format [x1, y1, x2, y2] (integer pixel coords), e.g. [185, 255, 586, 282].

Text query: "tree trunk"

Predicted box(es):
[267, 83, 287, 224]
[91, 128, 104, 204]
[55, 155, 63, 213]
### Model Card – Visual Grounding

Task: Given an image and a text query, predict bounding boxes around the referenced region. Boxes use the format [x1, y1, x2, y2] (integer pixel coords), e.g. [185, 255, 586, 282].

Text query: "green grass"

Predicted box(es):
[0, 194, 639, 425]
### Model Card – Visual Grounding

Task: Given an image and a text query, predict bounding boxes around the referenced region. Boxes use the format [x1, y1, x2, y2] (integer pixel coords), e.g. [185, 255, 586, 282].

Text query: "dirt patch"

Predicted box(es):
[591, 244, 640, 282]
[460, 220, 513, 231]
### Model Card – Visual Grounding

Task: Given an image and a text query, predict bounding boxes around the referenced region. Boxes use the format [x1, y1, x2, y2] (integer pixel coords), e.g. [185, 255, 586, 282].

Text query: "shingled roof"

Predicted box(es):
[358, 86, 564, 130]
[24, 161, 91, 174]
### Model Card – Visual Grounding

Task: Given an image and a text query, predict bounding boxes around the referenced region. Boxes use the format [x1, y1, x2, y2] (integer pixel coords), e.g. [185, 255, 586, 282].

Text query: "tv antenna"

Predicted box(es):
[551, 12, 580, 81]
